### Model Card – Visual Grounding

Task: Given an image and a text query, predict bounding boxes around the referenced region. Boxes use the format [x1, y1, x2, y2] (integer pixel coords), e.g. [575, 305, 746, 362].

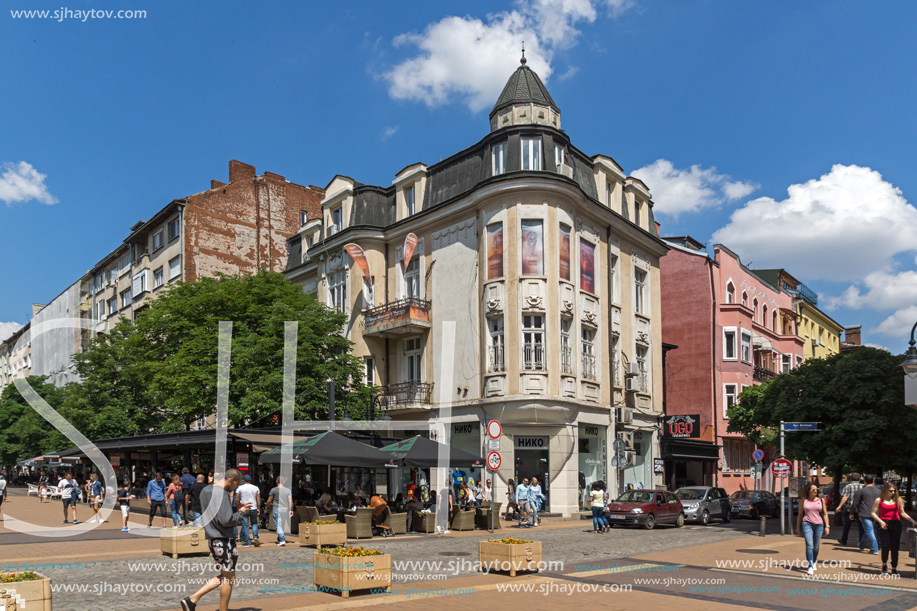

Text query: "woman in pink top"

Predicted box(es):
[870, 482, 916, 575]
[795, 482, 829, 575]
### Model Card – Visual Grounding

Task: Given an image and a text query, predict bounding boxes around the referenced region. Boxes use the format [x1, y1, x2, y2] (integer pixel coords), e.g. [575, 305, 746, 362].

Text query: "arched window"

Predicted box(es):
[772, 310, 778, 333]
[752, 298, 758, 322]
[762, 304, 768, 328]
[741, 291, 748, 308]
[726, 282, 735, 304]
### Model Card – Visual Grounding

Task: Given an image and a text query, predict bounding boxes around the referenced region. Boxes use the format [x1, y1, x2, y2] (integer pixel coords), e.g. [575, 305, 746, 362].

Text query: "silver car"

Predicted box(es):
[675, 487, 731, 525]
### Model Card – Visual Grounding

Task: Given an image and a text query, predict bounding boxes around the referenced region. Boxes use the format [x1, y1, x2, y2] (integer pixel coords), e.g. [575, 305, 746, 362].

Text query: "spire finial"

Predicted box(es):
[521, 41, 526, 65]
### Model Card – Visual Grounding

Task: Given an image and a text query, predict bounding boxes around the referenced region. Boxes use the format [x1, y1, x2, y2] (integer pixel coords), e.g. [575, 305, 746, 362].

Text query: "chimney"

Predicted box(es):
[228, 160, 256, 184]
[844, 325, 861, 346]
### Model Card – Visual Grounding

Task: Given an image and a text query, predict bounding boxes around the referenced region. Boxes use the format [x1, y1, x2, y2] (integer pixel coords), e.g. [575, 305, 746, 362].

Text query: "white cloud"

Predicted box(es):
[0, 322, 22, 343]
[0, 161, 57, 205]
[381, 125, 399, 140]
[826, 270, 917, 312]
[874, 306, 917, 340]
[630, 159, 758, 216]
[712, 164, 917, 283]
[384, 0, 634, 111]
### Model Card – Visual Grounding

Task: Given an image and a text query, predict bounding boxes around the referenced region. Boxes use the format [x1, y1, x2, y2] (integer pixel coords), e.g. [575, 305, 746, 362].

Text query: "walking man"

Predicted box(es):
[180, 468, 196, 523]
[58, 472, 79, 524]
[516, 477, 531, 528]
[187, 474, 207, 526]
[851, 474, 881, 554]
[146, 473, 169, 529]
[0, 472, 7, 521]
[179, 469, 252, 611]
[265, 476, 293, 546]
[836, 473, 863, 546]
[237, 475, 261, 547]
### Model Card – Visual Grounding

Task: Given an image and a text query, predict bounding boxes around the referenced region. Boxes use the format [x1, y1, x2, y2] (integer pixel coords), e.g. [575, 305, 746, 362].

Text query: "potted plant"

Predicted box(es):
[478, 537, 542, 577]
[160, 525, 206, 559]
[0, 571, 52, 610]
[299, 519, 347, 549]
[312, 546, 391, 598]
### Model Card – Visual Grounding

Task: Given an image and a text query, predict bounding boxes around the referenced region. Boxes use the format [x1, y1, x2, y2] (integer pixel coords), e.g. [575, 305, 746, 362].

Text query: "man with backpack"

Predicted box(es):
[58, 472, 79, 524]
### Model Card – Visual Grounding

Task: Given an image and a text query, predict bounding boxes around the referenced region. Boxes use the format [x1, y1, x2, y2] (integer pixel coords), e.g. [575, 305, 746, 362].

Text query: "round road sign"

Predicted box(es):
[770, 458, 792, 478]
[753, 449, 764, 461]
[487, 451, 501, 470]
[487, 420, 502, 440]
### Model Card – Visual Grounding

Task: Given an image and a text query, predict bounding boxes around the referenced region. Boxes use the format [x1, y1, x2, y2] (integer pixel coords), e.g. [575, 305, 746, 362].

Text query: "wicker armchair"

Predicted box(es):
[413, 511, 437, 533]
[297, 506, 320, 524]
[451, 508, 476, 531]
[345, 507, 374, 539]
[385, 509, 408, 534]
[477, 502, 503, 529]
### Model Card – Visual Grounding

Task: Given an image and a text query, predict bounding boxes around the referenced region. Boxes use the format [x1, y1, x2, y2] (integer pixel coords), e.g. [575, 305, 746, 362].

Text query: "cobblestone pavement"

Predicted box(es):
[36, 520, 754, 610]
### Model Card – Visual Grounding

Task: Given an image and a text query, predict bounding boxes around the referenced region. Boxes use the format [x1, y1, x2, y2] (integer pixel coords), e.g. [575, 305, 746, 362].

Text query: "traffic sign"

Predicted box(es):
[771, 458, 792, 478]
[487, 420, 502, 440]
[753, 449, 764, 461]
[487, 439, 500, 451]
[784, 422, 819, 431]
[487, 451, 501, 470]
[613, 439, 627, 454]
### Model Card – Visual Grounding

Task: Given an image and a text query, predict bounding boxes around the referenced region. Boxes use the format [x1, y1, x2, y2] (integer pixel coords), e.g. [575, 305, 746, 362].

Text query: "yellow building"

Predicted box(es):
[754, 269, 843, 359]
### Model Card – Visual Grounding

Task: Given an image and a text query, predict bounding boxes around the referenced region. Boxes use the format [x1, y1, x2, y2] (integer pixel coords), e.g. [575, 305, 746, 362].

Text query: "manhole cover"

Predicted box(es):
[439, 552, 471, 557]
[735, 549, 778, 554]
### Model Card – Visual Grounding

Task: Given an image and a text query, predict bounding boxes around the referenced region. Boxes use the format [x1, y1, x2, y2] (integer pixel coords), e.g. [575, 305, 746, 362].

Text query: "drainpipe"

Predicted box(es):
[709, 258, 721, 487]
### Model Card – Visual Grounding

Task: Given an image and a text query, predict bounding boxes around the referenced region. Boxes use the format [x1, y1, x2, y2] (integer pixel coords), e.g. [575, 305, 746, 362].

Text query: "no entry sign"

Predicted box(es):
[487, 451, 501, 470]
[771, 458, 792, 478]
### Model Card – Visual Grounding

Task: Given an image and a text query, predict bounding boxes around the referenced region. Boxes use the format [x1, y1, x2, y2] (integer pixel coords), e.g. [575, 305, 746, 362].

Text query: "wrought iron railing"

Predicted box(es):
[753, 366, 776, 381]
[523, 343, 545, 371]
[560, 346, 573, 374]
[488, 345, 505, 373]
[378, 381, 434, 408]
[581, 353, 596, 380]
[363, 297, 431, 331]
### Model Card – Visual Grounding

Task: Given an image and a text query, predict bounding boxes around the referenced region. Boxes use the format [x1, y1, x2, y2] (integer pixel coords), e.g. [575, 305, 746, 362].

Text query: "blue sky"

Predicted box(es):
[2, 1, 916, 350]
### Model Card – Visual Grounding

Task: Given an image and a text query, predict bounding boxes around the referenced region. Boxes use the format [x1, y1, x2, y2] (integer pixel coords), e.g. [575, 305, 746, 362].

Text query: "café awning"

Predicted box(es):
[258, 431, 392, 467]
[378, 435, 485, 469]
[229, 431, 310, 453]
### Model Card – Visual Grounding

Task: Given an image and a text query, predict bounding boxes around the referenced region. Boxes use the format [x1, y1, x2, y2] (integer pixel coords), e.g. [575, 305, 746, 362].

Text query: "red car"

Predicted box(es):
[606, 489, 685, 530]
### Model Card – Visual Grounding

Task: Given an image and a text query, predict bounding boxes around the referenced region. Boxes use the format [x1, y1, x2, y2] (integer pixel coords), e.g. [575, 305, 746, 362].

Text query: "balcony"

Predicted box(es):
[362, 298, 431, 337]
[753, 366, 776, 382]
[377, 381, 434, 411]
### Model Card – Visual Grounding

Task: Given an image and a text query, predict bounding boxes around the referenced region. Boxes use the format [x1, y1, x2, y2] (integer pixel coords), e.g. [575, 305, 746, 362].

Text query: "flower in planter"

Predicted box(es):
[487, 537, 532, 544]
[304, 520, 341, 525]
[319, 546, 384, 557]
[0, 572, 42, 584]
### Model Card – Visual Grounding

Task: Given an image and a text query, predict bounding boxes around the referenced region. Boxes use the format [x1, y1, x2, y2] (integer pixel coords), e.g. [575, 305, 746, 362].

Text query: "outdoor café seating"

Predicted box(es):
[296, 506, 320, 524]
[451, 508, 476, 531]
[384, 508, 407, 534]
[413, 511, 437, 533]
[345, 507, 374, 539]
[477, 502, 502, 530]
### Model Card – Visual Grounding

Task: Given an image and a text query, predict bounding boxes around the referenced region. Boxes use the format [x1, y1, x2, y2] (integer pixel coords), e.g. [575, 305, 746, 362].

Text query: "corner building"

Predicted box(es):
[286, 58, 668, 516]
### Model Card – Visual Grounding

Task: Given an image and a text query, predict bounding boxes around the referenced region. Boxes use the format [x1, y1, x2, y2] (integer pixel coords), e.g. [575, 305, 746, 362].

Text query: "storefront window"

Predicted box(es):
[578, 425, 607, 509]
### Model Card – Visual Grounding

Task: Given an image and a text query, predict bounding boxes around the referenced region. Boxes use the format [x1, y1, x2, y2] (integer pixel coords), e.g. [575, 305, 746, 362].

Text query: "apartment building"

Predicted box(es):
[286, 56, 669, 515]
[0, 323, 32, 395]
[660, 238, 807, 494]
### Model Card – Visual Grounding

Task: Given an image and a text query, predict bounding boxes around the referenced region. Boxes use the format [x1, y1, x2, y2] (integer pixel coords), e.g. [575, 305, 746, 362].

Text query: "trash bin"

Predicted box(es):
[908, 528, 917, 559]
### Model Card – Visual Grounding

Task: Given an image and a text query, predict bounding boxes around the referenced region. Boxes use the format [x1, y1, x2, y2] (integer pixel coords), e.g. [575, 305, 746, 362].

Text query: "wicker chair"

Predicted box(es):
[413, 511, 437, 533]
[345, 507, 374, 539]
[297, 506, 320, 524]
[451, 508, 476, 531]
[384, 509, 408, 534]
[477, 502, 503, 529]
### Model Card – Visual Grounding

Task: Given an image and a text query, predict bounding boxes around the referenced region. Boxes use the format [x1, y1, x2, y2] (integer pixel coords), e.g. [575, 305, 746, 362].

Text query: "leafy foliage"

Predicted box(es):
[727, 348, 917, 474]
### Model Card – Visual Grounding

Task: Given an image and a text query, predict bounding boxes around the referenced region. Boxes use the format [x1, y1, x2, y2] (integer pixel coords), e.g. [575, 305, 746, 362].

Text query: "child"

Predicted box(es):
[39, 483, 48, 503]
[117, 480, 135, 532]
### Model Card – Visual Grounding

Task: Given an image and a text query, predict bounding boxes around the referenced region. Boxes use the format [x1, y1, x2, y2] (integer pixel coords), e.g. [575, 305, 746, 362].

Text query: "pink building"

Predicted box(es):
[660, 237, 804, 495]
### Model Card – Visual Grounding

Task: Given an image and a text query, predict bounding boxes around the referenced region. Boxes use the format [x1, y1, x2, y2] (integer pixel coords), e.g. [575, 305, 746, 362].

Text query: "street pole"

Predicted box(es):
[327, 379, 335, 432]
[780, 421, 785, 536]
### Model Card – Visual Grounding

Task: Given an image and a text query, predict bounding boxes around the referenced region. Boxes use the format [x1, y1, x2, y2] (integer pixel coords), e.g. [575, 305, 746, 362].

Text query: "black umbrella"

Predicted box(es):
[378, 435, 485, 469]
[258, 431, 392, 467]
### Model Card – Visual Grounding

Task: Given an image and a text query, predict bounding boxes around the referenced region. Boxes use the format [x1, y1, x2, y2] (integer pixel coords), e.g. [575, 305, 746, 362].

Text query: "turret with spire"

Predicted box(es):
[489, 43, 561, 132]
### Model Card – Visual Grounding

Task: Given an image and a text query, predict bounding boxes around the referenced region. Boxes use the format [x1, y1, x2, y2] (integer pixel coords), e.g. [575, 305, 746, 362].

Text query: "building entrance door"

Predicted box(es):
[514, 436, 550, 512]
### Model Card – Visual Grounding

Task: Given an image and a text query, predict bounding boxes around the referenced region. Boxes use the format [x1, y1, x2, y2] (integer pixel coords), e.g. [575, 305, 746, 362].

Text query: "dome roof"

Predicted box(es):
[489, 57, 560, 120]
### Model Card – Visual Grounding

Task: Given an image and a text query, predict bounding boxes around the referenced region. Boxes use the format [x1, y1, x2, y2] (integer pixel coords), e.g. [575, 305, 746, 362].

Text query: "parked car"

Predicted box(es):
[606, 489, 684, 530]
[675, 487, 731, 525]
[729, 490, 779, 519]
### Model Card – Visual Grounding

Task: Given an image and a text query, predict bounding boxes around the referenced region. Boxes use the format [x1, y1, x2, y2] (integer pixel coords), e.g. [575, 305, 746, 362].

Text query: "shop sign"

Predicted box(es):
[664, 414, 700, 439]
[453, 423, 476, 435]
[580, 425, 602, 437]
[514, 436, 548, 449]
[110, 455, 121, 467]
[236, 452, 249, 469]
[654, 458, 665, 473]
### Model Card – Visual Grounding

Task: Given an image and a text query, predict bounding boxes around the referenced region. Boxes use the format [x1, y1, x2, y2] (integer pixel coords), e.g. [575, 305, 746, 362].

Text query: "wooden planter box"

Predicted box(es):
[478, 541, 542, 576]
[160, 527, 207, 559]
[312, 551, 391, 598]
[299, 522, 347, 549]
[0, 572, 52, 611]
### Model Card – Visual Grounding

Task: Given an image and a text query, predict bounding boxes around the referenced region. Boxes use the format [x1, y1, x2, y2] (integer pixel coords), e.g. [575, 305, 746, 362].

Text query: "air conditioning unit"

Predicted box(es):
[558, 163, 574, 179]
[616, 408, 634, 424]
[623, 450, 637, 467]
[616, 431, 635, 450]
[625, 377, 642, 393]
[625, 362, 641, 377]
[812, 338, 822, 347]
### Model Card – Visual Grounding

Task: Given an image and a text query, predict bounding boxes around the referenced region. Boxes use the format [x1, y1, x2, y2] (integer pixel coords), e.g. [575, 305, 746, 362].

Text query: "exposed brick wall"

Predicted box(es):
[181, 160, 323, 282]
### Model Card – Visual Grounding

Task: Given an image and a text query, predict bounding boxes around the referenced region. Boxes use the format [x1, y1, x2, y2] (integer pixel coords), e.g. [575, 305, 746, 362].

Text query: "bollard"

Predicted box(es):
[759, 516, 766, 537]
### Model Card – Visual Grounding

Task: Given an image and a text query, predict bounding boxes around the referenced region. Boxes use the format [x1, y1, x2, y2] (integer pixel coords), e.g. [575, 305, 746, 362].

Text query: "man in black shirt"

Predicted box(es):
[187, 474, 207, 526]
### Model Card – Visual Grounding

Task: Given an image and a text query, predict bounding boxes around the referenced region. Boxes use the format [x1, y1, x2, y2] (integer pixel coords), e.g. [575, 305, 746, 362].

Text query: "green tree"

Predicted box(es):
[73, 270, 366, 430]
[727, 348, 917, 480]
[0, 377, 67, 464]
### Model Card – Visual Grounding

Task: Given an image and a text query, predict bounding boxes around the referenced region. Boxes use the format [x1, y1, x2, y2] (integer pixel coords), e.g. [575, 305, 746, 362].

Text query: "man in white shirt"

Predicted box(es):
[0, 472, 7, 520]
[58, 472, 79, 524]
[237, 475, 261, 547]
